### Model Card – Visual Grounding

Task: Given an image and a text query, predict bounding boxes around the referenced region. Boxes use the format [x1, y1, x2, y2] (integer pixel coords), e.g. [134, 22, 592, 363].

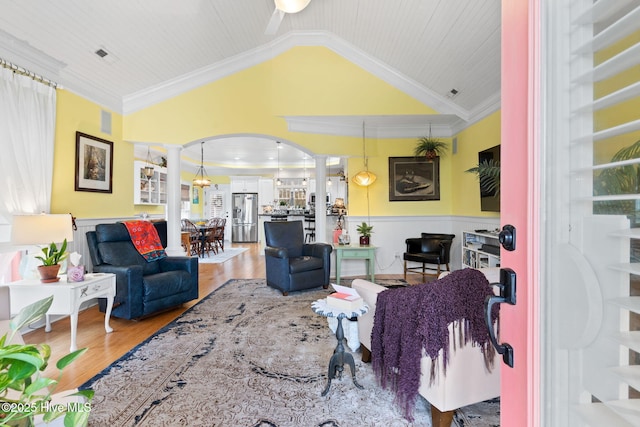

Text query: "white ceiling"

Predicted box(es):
[0, 0, 502, 175]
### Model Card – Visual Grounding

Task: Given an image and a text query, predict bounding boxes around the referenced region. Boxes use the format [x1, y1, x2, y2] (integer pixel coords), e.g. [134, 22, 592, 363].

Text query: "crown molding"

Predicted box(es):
[122, 30, 472, 119]
[284, 115, 461, 138]
[0, 28, 489, 123]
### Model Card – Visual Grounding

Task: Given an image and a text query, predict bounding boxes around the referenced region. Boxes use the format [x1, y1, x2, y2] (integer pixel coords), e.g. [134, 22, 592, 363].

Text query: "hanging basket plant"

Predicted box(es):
[414, 136, 448, 160]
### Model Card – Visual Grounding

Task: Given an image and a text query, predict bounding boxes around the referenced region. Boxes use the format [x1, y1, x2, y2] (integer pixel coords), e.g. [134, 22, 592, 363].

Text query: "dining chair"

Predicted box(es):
[180, 219, 201, 256]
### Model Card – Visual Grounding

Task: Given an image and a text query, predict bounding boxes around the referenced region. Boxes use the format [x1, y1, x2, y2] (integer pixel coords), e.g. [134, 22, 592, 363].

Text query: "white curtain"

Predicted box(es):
[0, 66, 56, 283]
[0, 67, 57, 242]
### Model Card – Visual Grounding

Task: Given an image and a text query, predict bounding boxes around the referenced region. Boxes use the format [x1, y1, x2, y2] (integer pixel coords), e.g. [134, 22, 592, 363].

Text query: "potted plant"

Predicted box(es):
[35, 240, 68, 283]
[356, 222, 374, 246]
[0, 296, 93, 426]
[414, 136, 448, 160]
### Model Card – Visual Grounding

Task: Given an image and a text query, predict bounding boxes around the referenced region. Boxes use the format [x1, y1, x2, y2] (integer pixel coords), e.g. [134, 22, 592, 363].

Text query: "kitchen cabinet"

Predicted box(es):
[258, 178, 274, 206]
[230, 176, 259, 193]
[134, 161, 167, 205]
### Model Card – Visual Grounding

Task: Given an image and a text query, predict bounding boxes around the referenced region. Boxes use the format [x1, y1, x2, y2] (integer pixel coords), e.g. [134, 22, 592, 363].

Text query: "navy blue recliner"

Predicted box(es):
[86, 222, 198, 320]
[264, 221, 332, 295]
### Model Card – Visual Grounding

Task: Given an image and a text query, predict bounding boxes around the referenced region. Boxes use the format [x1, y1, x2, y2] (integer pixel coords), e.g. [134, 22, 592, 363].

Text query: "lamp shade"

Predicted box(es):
[11, 214, 74, 245]
[274, 0, 311, 13]
[353, 171, 377, 187]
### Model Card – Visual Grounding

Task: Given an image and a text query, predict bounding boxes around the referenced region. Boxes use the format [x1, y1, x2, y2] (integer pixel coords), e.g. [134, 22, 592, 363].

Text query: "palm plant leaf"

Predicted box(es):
[466, 159, 501, 196]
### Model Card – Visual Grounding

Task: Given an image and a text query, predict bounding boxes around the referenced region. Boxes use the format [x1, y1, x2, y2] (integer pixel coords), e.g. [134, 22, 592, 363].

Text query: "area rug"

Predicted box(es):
[81, 279, 499, 426]
[196, 246, 247, 263]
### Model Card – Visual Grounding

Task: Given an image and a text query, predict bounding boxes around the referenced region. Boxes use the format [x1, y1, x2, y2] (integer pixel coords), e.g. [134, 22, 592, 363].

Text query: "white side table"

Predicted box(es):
[8, 273, 116, 352]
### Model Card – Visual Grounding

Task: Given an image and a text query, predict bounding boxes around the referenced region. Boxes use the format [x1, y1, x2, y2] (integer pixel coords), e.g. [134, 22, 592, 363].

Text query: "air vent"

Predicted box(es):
[95, 48, 108, 58]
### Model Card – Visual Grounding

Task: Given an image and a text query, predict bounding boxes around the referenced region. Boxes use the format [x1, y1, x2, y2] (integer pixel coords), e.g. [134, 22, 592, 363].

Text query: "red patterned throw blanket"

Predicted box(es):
[371, 268, 498, 421]
[122, 220, 167, 262]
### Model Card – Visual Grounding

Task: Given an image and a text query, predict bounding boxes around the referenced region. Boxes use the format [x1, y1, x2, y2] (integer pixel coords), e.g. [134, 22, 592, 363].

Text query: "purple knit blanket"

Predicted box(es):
[371, 268, 499, 421]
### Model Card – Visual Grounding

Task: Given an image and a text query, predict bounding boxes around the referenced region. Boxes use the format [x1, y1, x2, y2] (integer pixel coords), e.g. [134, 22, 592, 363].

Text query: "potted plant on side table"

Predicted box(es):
[356, 222, 374, 246]
[35, 240, 68, 283]
[0, 296, 94, 426]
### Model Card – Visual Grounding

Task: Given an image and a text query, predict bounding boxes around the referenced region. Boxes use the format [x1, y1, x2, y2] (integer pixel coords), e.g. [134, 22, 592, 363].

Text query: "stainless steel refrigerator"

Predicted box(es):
[231, 193, 258, 242]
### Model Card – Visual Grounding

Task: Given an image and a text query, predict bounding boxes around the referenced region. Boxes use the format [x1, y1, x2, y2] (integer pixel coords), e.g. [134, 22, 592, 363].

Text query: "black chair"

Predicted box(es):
[264, 221, 332, 295]
[403, 233, 455, 279]
[86, 222, 198, 320]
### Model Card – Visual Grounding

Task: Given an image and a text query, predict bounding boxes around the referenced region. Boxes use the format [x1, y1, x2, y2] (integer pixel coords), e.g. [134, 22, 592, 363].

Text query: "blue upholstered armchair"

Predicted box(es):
[86, 222, 198, 320]
[264, 221, 332, 295]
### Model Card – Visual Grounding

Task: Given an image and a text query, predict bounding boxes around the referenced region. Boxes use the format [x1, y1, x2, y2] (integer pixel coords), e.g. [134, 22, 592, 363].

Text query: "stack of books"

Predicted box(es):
[326, 284, 363, 311]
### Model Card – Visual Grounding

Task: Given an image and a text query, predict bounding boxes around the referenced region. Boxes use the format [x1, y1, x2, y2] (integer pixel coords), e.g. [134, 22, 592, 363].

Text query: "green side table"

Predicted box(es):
[332, 244, 376, 285]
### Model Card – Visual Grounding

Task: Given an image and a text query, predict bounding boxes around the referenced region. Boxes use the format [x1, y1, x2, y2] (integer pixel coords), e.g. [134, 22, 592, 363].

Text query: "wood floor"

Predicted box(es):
[22, 243, 420, 393]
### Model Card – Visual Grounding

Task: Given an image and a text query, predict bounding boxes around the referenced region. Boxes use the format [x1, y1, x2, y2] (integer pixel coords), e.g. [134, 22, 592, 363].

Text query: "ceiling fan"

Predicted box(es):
[265, 0, 311, 35]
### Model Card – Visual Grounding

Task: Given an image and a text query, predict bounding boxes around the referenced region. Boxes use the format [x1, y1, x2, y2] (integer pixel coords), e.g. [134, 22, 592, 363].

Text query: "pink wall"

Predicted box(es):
[500, 0, 541, 426]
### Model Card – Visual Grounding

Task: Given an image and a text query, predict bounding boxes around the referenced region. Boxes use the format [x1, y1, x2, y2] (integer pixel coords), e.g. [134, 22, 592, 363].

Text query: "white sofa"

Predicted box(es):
[352, 268, 501, 427]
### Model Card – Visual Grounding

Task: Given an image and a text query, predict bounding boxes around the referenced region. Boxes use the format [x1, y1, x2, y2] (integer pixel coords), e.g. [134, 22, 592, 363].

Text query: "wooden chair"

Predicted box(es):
[203, 218, 221, 256]
[213, 218, 226, 252]
[180, 219, 201, 256]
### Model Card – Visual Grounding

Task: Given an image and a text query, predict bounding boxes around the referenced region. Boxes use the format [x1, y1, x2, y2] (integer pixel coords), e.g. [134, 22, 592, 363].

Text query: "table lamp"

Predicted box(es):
[11, 214, 74, 282]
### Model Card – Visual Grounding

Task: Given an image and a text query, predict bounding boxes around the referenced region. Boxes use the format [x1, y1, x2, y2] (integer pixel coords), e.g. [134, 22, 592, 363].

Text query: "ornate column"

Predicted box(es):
[164, 145, 185, 256]
[314, 155, 327, 243]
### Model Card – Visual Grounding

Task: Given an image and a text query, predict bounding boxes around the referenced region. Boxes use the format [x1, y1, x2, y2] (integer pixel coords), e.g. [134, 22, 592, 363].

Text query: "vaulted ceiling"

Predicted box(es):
[0, 0, 502, 173]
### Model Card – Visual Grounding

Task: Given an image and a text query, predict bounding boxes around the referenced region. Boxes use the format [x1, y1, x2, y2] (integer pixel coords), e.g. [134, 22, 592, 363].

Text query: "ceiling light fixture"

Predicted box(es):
[143, 146, 155, 179]
[276, 141, 282, 186]
[353, 122, 377, 186]
[274, 0, 311, 14]
[302, 156, 308, 186]
[327, 160, 332, 186]
[192, 142, 211, 188]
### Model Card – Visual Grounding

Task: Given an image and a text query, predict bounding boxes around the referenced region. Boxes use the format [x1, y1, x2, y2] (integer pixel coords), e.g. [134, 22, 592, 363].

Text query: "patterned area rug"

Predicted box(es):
[81, 279, 499, 426]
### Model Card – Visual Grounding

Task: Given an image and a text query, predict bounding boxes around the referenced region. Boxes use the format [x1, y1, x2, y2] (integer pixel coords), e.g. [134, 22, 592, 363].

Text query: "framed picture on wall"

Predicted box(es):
[192, 187, 199, 204]
[74, 132, 113, 193]
[388, 156, 440, 201]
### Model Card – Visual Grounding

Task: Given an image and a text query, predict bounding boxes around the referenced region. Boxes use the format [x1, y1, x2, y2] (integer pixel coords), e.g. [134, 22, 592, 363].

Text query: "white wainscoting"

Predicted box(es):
[334, 215, 500, 278]
[69, 214, 500, 278]
[68, 216, 142, 273]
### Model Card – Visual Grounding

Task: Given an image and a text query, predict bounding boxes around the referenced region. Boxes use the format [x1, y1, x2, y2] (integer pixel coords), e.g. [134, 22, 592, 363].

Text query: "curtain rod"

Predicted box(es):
[0, 58, 58, 89]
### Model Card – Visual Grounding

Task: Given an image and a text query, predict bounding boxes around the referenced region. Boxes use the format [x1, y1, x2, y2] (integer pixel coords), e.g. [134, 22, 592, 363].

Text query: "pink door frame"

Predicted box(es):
[500, 0, 541, 426]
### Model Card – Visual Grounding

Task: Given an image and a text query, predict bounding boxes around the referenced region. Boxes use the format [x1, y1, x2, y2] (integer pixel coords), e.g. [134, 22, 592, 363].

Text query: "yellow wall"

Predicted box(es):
[346, 136, 454, 216]
[51, 90, 137, 218]
[50, 46, 500, 219]
[124, 46, 434, 155]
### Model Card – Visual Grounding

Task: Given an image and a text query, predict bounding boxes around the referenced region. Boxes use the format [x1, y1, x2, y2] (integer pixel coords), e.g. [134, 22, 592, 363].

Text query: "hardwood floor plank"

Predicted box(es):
[22, 243, 419, 393]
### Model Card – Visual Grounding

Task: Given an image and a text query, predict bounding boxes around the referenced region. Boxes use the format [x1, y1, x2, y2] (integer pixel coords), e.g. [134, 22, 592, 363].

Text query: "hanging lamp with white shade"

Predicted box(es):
[353, 122, 377, 186]
[192, 142, 211, 188]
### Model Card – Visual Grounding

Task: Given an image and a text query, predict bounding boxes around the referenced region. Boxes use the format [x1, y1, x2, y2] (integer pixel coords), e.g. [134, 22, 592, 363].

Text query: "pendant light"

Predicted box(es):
[192, 142, 211, 188]
[327, 160, 332, 186]
[302, 156, 308, 186]
[143, 147, 155, 179]
[276, 141, 282, 186]
[353, 122, 377, 186]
